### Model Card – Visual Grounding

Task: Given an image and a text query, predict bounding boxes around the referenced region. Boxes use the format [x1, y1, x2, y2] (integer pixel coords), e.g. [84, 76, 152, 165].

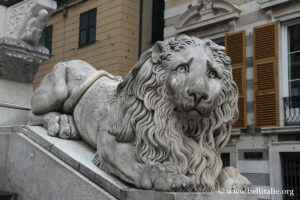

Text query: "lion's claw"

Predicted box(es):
[218, 167, 251, 192]
[44, 113, 79, 139]
[147, 164, 195, 192]
[59, 114, 71, 139]
[47, 116, 60, 136]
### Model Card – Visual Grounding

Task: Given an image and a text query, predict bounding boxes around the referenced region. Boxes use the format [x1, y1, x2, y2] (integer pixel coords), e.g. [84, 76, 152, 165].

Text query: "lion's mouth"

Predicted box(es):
[190, 108, 211, 117]
[174, 106, 211, 118]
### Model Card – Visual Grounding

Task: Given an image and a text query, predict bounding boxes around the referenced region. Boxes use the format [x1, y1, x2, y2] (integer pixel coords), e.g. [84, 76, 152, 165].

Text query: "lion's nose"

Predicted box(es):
[187, 89, 209, 102]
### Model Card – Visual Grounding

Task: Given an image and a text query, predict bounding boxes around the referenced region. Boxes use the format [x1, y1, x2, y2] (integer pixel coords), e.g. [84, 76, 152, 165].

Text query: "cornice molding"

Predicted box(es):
[176, 0, 241, 34]
[257, 0, 291, 9]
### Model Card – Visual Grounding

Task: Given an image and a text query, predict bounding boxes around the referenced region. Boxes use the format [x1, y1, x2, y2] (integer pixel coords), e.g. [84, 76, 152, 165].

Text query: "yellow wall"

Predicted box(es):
[34, 0, 139, 87]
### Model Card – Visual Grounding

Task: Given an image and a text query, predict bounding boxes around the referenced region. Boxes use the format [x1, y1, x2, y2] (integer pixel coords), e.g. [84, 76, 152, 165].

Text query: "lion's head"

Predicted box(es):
[110, 35, 239, 192]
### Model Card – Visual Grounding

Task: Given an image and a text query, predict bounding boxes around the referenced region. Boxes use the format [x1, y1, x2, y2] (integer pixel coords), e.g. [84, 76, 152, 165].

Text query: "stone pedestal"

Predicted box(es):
[0, 38, 48, 125]
[0, 126, 259, 200]
[0, 0, 56, 126]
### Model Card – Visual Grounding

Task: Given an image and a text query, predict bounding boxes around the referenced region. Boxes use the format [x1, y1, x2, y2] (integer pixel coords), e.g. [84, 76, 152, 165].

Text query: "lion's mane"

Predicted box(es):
[109, 35, 239, 192]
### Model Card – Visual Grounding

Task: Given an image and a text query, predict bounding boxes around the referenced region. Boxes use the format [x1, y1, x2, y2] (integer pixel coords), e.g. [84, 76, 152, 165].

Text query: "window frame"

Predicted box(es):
[212, 37, 225, 47]
[221, 153, 230, 167]
[40, 25, 53, 56]
[78, 8, 97, 48]
[151, 0, 164, 44]
[55, 0, 68, 7]
[281, 19, 300, 98]
[280, 19, 300, 126]
[287, 23, 300, 96]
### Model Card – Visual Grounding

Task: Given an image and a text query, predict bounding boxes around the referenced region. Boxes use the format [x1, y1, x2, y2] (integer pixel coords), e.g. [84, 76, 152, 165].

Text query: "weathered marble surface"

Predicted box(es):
[3, 0, 56, 45]
[0, 38, 46, 125]
[19, 8, 49, 46]
[0, 127, 117, 200]
[29, 35, 251, 192]
[0, 35, 49, 126]
[0, 37, 49, 82]
[0, 126, 258, 200]
[0, 0, 56, 126]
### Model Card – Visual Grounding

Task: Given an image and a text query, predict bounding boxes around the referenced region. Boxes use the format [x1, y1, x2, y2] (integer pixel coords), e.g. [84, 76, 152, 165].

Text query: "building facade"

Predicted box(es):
[34, 0, 140, 87]
[32, 0, 299, 199]
[164, 1, 300, 200]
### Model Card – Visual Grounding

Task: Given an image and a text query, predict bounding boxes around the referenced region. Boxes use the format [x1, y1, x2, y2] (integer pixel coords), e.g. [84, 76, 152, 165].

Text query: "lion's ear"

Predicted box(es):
[152, 41, 164, 64]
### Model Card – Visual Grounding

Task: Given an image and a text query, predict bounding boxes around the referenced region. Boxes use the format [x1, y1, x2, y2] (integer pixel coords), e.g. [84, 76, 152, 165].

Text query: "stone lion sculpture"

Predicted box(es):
[29, 35, 250, 192]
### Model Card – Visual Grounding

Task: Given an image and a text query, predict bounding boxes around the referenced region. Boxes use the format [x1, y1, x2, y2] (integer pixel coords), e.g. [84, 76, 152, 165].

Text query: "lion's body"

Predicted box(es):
[29, 35, 250, 192]
[73, 76, 119, 148]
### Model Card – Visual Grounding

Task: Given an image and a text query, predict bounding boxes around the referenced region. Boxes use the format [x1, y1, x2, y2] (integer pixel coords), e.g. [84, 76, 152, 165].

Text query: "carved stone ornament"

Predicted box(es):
[0, 37, 49, 82]
[28, 35, 251, 192]
[5, 0, 56, 45]
[6, 0, 35, 38]
[176, 0, 241, 34]
[19, 8, 49, 45]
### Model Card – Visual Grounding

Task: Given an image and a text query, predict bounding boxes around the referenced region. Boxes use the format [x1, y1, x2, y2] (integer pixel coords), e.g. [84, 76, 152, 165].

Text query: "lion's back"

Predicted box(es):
[65, 60, 97, 94]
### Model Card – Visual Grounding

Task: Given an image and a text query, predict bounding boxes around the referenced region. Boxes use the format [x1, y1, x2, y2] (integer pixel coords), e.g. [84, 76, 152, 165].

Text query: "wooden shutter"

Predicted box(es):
[225, 31, 247, 129]
[253, 22, 279, 127]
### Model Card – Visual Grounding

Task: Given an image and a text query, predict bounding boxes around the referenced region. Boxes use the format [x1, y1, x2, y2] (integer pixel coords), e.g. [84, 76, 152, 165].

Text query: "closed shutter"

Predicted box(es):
[253, 22, 279, 127]
[225, 31, 247, 129]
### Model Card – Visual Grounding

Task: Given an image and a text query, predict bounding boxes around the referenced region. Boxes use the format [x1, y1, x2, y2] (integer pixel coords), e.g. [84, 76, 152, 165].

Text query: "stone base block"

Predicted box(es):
[0, 38, 49, 82]
[0, 129, 117, 200]
[0, 126, 259, 200]
[0, 79, 32, 126]
[0, 107, 29, 126]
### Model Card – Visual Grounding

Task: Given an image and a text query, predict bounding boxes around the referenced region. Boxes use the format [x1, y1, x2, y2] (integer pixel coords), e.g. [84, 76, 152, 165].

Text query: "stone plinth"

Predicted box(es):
[0, 127, 117, 200]
[0, 38, 49, 126]
[0, 126, 259, 200]
[0, 37, 49, 82]
[0, 0, 57, 126]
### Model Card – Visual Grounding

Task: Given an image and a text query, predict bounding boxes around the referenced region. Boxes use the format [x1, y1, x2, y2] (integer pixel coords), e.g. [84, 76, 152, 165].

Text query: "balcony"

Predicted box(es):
[283, 96, 300, 126]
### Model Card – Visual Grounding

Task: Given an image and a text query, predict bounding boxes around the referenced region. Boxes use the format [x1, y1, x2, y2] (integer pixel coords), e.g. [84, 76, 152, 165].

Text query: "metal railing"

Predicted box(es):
[280, 152, 300, 200]
[283, 96, 300, 126]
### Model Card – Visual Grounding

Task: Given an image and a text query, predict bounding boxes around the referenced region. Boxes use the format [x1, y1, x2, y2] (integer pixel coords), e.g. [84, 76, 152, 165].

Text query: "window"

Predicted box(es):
[282, 21, 300, 126]
[280, 152, 300, 200]
[287, 23, 300, 96]
[79, 8, 97, 47]
[55, 0, 68, 7]
[0, 0, 23, 7]
[151, 0, 164, 43]
[39, 26, 53, 56]
[213, 37, 225, 47]
[221, 153, 230, 167]
[225, 31, 247, 128]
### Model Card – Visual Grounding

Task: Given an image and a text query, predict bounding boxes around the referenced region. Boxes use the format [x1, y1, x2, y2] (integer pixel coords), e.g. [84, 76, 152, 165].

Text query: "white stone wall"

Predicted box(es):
[0, 5, 7, 37]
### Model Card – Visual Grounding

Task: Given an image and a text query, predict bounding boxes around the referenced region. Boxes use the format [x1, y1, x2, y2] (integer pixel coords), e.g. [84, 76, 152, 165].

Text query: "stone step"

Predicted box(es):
[0, 126, 258, 200]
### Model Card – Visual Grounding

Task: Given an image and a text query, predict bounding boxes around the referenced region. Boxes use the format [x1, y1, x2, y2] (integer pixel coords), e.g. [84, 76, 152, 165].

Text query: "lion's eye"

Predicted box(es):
[208, 70, 217, 79]
[177, 65, 188, 73]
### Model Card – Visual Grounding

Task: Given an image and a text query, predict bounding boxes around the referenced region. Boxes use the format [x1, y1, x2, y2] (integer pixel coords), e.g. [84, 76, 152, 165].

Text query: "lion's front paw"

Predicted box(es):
[153, 173, 194, 192]
[143, 164, 195, 192]
[45, 114, 80, 139]
[218, 167, 251, 192]
[45, 114, 60, 137]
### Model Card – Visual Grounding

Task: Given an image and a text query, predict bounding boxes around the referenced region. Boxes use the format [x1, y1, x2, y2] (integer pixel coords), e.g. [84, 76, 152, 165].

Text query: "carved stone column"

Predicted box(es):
[0, 0, 56, 126]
